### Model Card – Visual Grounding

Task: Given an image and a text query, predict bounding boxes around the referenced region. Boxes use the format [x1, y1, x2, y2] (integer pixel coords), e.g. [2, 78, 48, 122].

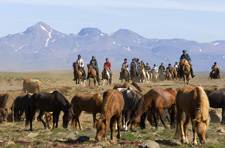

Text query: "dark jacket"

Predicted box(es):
[180, 54, 191, 63]
[90, 59, 98, 69]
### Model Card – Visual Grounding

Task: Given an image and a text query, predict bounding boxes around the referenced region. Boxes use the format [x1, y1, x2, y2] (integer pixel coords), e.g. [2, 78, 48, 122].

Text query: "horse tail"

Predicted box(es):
[131, 82, 142, 92]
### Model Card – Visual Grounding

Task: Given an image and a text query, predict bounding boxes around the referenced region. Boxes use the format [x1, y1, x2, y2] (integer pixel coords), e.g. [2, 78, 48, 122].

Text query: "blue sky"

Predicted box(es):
[0, 0, 225, 43]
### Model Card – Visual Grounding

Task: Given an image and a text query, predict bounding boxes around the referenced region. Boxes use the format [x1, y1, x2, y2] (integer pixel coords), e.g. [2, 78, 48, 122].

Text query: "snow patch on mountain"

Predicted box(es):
[214, 42, 220, 46]
[45, 30, 52, 47]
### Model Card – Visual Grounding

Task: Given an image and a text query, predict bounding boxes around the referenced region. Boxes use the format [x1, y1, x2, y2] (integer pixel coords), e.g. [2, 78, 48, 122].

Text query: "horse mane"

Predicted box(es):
[181, 59, 190, 69]
[194, 86, 209, 122]
[131, 82, 142, 92]
[102, 90, 116, 115]
[54, 91, 70, 107]
[217, 66, 221, 71]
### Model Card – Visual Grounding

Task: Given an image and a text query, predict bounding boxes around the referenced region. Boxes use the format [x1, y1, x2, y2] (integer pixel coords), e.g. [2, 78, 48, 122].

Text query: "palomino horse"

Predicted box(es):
[87, 64, 100, 86]
[71, 93, 103, 129]
[166, 69, 172, 80]
[139, 65, 146, 83]
[120, 66, 129, 83]
[14, 94, 31, 125]
[73, 62, 86, 86]
[95, 89, 124, 141]
[0, 93, 14, 122]
[130, 63, 138, 82]
[180, 59, 190, 85]
[102, 66, 111, 86]
[158, 69, 166, 81]
[172, 67, 178, 80]
[28, 91, 73, 131]
[131, 88, 177, 129]
[23, 78, 41, 94]
[205, 89, 225, 124]
[209, 66, 221, 79]
[175, 86, 209, 145]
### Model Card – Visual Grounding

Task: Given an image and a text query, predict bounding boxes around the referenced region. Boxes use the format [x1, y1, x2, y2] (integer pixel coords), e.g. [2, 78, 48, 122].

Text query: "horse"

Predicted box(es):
[71, 93, 103, 130]
[0, 108, 7, 123]
[14, 94, 31, 125]
[131, 88, 177, 129]
[44, 112, 53, 129]
[95, 89, 124, 141]
[23, 78, 41, 94]
[120, 66, 129, 83]
[175, 86, 209, 145]
[87, 64, 99, 86]
[166, 69, 172, 80]
[102, 66, 111, 86]
[28, 91, 73, 131]
[209, 66, 221, 79]
[151, 69, 158, 82]
[116, 87, 142, 131]
[73, 62, 86, 86]
[204, 89, 225, 124]
[130, 63, 138, 82]
[180, 59, 190, 85]
[158, 69, 166, 81]
[0, 93, 14, 122]
[139, 65, 146, 83]
[172, 67, 178, 80]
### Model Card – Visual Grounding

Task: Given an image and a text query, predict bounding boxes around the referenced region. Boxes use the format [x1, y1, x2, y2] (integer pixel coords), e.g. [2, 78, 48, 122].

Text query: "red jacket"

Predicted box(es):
[104, 62, 111, 70]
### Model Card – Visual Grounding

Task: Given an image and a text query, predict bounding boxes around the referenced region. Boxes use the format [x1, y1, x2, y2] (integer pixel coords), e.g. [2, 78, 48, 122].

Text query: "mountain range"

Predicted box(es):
[0, 21, 224, 72]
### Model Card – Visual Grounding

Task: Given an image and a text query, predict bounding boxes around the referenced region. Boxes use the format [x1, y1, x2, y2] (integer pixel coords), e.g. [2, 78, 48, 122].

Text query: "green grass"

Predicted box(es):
[51, 128, 68, 134]
[121, 133, 139, 142]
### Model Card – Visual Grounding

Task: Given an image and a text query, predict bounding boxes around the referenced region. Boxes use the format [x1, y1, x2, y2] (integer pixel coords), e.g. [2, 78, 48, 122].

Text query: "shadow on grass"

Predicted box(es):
[55, 136, 90, 144]
[155, 139, 179, 147]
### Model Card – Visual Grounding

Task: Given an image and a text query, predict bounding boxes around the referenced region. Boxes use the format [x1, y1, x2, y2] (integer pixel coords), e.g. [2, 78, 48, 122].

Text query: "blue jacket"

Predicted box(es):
[180, 54, 191, 62]
[130, 62, 137, 69]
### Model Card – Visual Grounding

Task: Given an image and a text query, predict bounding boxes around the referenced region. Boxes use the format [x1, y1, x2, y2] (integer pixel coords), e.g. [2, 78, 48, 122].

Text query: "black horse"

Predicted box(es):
[205, 89, 225, 124]
[28, 91, 73, 131]
[14, 94, 31, 125]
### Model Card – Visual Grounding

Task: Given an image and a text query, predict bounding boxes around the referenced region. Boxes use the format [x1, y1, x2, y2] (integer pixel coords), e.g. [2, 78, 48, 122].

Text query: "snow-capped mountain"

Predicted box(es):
[0, 22, 224, 72]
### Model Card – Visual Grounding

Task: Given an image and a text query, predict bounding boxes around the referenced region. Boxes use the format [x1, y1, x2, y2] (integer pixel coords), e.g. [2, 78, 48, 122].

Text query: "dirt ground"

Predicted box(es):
[0, 70, 225, 148]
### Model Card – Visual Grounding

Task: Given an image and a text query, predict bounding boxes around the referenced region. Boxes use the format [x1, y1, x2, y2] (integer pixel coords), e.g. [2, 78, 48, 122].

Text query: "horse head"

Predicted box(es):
[193, 118, 209, 144]
[87, 64, 92, 72]
[95, 116, 107, 141]
[62, 104, 74, 128]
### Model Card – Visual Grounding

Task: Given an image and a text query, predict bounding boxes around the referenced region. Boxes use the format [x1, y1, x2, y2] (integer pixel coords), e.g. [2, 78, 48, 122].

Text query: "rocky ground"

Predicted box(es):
[0, 70, 225, 148]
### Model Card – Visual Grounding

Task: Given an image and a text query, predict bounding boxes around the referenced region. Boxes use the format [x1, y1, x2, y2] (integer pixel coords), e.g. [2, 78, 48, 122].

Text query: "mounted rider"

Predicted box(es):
[174, 62, 179, 70]
[166, 63, 173, 75]
[211, 62, 217, 71]
[120, 58, 129, 80]
[136, 58, 141, 77]
[102, 58, 112, 80]
[159, 63, 165, 72]
[88, 56, 100, 82]
[75, 54, 86, 80]
[145, 63, 151, 72]
[152, 64, 158, 73]
[180, 50, 195, 78]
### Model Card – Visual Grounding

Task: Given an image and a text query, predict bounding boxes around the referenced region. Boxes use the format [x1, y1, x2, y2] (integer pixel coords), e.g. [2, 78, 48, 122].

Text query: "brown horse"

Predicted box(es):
[102, 66, 111, 86]
[23, 78, 41, 94]
[73, 62, 86, 86]
[130, 62, 138, 82]
[151, 69, 158, 82]
[44, 112, 53, 129]
[209, 66, 221, 79]
[166, 69, 172, 80]
[95, 89, 124, 141]
[172, 67, 178, 80]
[120, 66, 129, 83]
[113, 82, 142, 98]
[140, 65, 146, 83]
[71, 93, 103, 129]
[180, 59, 190, 85]
[175, 86, 209, 145]
[131, 88, 177, 129]
[87, 64, 100, 86]
[0, 108, 7, 123]
[0, 93, 14, 122]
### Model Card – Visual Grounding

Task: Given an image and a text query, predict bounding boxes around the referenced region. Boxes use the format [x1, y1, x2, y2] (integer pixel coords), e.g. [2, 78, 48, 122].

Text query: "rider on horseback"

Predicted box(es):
[102, 58, 112, 80]
[75, 54, 86, 80]
[159, 63, 165, 72]
[145, 63, 151, 72]
[88, 56, 100, 82]
[152, 64, 158, 73]
[120, 58, 129, 80]
[166, 64, 173, 76]
[211, 62, 217, 72]
[136, 58, 141, 77]
[180, 50, 195, 78]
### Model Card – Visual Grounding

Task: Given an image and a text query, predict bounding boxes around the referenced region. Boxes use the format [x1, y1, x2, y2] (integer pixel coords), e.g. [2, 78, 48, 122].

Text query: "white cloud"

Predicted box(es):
[1, 0, 225, 13]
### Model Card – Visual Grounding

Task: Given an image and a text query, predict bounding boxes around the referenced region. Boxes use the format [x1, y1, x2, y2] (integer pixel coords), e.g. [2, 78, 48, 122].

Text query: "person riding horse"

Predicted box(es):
[136, 58, 141, 77]
[159, 63, 165, 72]
[152, 64, 158, 73]
[166, 63, 174, 77]
[120, 58, 129, 80]
[179, 50, 195, 78]
[88, 56, 100, 82]
[211, 62, 217, 71]
[74, 54, 86, 80]
[102, 58, 112, 80]
[145, 63, 151, 72]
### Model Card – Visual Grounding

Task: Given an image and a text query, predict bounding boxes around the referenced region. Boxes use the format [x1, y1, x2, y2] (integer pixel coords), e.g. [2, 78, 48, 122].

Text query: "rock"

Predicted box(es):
[97, 141, 111, 147]
[209, 108, 222, 123]
[67, 132, 77, 139]
[55, 132, 67, 138]
[138, 140, 160, 148]
[217, 127, 225, 133]
[26, 132, 38, 138]
[75, 136, 90, 143]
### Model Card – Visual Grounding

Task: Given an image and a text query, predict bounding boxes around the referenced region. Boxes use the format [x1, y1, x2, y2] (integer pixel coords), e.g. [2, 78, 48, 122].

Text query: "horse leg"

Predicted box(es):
[76, 111, 82, 130]
[153, 113, 158, 129]
[29, 108, 36, 131]
[117, 114, 122, 139]
[221, 107, 225, 124]
[92, 112, 96, 128]
[55, 112, 60, 128]
[125, 111, 132, 131]
[169, 105, 176, 129]
[110, 117, 116, 140]
[38, 111, 47, 129]
[102, 79, 105, 86]
[192, 120, 198, 145]
[183, 115, 190, 144]
[158, 108, 168, 129]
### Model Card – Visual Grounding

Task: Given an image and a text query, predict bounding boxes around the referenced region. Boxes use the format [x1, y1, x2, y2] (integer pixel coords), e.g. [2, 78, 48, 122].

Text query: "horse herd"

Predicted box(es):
[1, 78, 225, 146]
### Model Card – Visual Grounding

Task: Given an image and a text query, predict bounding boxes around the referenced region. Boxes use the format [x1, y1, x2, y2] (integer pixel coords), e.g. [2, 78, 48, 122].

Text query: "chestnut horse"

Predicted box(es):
[166, 69, 172, 80]
[0, 93, 14, 122]
[23, 78, 41, 94]
[209, 66, 221, 79]
[73, 62, 86, 86]
[131, 88, 177, 129]
[71, 93, 103, 129]
[87, 64, 99, 86]
[120, 66, 129, 83]
[172, 67, 178, 80]
[175, 86, 209, 145]
[205, 89, 225, 124]
[95, 89, 124, 141]
[180, 59, 190, 85]
[102, 66, 111, 86]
